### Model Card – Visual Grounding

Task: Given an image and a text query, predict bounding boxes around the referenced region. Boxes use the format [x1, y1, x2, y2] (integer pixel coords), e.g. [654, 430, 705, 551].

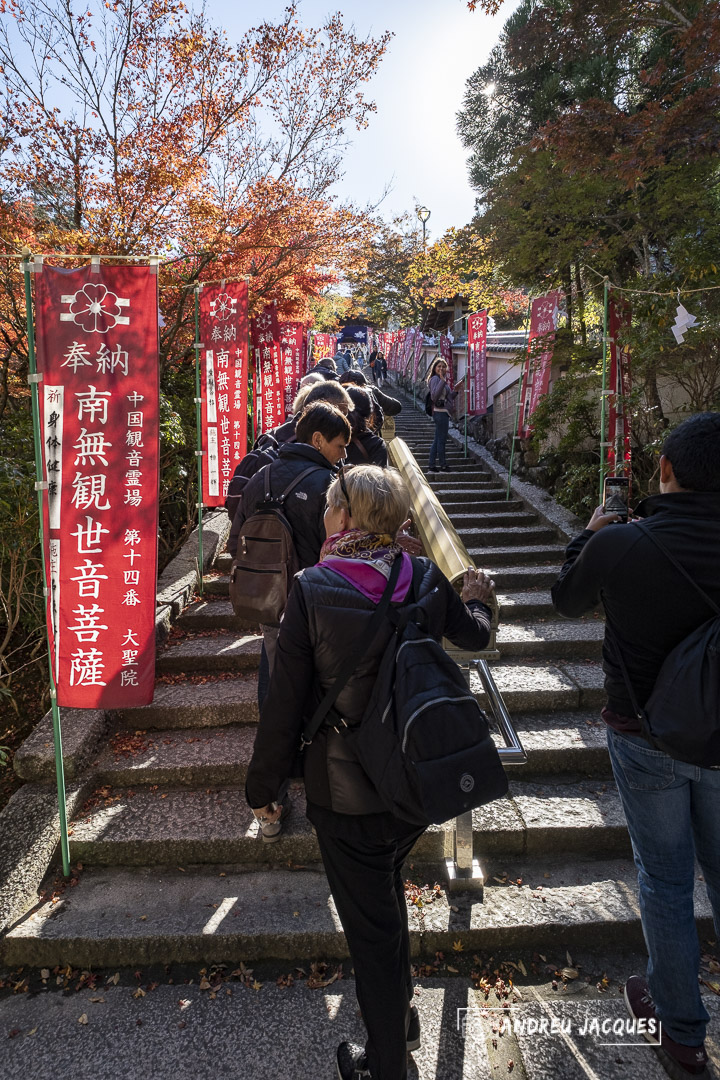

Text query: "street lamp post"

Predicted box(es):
[416, 206, 431, 250]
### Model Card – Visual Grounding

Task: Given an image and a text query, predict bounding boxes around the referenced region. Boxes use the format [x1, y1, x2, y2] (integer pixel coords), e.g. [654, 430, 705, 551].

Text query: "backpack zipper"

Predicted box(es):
[401, 694, 478, 753]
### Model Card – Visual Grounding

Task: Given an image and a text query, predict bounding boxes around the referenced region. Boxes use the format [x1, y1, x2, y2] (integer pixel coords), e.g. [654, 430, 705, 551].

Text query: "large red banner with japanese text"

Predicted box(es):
[413, 329, 424, 381]
[467, 312, 488, 415]
[608, 297, 632, 479]
[278, 322, 304, 418]
[199, 282, 248, 506]
[517, 291, 562, 437]
[251, 306, 284, 434]
[313, 332, 335, 360]
[35, 265, 159, 708]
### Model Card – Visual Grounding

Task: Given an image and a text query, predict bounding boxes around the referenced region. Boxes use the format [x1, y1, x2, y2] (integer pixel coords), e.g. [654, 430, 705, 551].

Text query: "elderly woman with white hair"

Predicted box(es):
[246, 464, 495, 1080]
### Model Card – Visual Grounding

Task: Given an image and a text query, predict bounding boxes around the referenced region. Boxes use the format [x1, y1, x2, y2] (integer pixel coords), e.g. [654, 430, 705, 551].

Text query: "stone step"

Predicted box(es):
[157, 632, 263, 675]
[496, 590, 557, 619]
[117, 656, 604, 736]
[496, 620, 604, 659]
[506, 710, 609, 775]
[11, 852, 712, 968]
[430, 488, 515, 502]
[439, 497, 525, 512]
[97, 708, 610, 790]
[448, 511, 541, 529]
[215, 552, 233, 573]
[113, 676, 259, 729]
[456, 525, 558, 548]
[63, 778, 631, 869]
[178, 599, 260, 633]
[467, 544, 568, 566]
[470, 659, 605, 712]
[202, 574, 231, 596]
[428, 478, 504, 490]
[484, 564, 563, 589]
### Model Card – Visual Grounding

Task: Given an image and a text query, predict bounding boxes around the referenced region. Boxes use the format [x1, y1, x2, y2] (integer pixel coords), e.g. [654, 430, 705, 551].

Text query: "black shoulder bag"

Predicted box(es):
[610, 523, 720, 767]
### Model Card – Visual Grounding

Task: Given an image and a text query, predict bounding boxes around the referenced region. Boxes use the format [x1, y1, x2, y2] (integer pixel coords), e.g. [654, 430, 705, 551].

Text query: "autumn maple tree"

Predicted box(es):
[0, 0, 392, 691]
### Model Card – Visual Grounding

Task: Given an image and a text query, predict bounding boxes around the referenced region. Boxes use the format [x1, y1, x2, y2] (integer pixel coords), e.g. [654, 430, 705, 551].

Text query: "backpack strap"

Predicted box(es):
[636, 522, 720, 615]
[300, 554, 403, 748]
[262, 465, 324, 506]
[351, 436, 371, 462]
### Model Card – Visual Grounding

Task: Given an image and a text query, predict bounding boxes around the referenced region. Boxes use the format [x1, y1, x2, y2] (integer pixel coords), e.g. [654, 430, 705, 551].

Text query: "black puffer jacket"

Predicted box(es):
[227, 443, 336, 565]
[245, 557, 492, 814]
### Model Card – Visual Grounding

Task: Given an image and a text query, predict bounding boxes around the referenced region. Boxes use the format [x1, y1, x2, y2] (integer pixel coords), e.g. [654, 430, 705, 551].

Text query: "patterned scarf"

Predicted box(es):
[318, 529, 412, 602]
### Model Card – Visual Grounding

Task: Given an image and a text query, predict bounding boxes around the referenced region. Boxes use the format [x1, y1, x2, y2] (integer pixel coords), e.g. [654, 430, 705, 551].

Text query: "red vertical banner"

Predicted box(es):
[199, 282, 249, 506]
[467, 311, 488, 415]
[251, 306, 284, 434]
[439, 334, 454, 390]
[278, 321, 304, 418]
[517, 291, 562, 437]
[608, 296, 632, 479]
[313, 332, 334, 360]
[35, 264, 159, 708]
[413, 328, 424, 380]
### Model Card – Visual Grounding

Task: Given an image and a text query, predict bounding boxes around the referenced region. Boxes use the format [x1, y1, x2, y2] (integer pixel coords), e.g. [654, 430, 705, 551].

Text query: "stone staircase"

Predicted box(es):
[4, 391, 715, 974]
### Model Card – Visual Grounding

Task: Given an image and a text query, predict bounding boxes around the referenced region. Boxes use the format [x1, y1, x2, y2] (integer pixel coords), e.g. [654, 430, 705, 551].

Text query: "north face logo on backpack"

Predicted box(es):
[460, 773, 475, 793]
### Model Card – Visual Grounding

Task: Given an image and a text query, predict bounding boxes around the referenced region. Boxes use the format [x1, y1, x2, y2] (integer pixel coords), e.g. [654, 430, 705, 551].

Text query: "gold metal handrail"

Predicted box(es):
[388, 435, 499, 656]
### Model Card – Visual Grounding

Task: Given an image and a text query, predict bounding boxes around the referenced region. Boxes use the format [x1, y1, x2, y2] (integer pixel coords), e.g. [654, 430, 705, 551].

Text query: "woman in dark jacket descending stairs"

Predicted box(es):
[246, 464, 495, 1080]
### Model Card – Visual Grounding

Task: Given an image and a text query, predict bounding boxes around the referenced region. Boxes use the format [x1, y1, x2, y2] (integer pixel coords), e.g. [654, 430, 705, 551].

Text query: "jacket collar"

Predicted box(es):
[635, 491, 720, 520]
[278, 442, 336, 471]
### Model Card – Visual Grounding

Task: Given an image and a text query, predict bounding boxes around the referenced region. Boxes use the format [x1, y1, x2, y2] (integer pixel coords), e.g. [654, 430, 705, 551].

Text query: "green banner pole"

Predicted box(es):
[506, 296, 533, 500]
[23, 253, 71, 879]
[599, 280, 610, 504]
[194, 287, 204, 595]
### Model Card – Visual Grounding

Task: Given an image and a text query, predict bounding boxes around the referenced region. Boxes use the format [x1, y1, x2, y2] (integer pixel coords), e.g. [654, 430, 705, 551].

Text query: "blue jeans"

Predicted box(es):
[607, 728, 720, 1045]
[429, 410, 449, 468]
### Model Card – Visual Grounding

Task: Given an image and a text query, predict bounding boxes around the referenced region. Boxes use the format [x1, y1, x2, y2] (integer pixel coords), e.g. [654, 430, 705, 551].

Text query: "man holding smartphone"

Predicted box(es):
[551, 412, 720, 1080]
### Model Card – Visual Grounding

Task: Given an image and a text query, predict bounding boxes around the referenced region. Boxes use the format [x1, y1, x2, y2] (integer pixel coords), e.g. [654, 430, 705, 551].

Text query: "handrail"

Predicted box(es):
[388, 436, 499, 656]
[388, 430, 528, 892]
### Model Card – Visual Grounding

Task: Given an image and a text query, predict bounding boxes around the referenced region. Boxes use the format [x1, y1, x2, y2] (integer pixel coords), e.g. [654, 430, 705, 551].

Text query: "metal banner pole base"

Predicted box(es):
[445, 810, 484, 895]
[50, 699, 71, 877]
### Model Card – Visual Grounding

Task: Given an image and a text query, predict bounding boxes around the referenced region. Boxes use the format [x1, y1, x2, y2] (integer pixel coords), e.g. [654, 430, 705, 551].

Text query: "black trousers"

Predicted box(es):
[308, 803, 425, 1080]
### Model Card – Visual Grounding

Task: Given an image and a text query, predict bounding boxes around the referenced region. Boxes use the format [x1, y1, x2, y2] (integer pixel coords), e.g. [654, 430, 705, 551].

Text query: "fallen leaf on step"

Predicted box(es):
[560, 967, 579, 980]
[26, 1028, 37, 1036]
[133, 988, 146, 999]
[452, 940, 464, 952]
[78, 1014, 88, 1025]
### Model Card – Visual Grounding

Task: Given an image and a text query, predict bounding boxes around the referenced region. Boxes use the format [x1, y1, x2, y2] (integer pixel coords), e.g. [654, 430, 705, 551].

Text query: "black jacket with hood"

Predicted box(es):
[551, 491, 720, 727]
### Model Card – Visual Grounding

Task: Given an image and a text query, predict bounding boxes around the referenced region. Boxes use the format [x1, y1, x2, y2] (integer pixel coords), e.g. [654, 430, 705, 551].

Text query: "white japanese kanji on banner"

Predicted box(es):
[199, 282, 249, 504]
[251, 306, 284, 433]
[467, 311, 488, 415]
[35, 265, 159, 708]
[278, 322, 304, 418]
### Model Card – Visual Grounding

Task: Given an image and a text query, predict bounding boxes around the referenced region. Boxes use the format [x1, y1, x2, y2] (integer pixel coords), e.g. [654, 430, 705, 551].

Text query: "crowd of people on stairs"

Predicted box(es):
[219, 344, 720, 1080]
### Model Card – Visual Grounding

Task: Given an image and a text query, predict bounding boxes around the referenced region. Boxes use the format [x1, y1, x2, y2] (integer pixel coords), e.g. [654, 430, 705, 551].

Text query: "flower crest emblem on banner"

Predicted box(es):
[60, 283, 130, 334]
[209, 292, 237, 321]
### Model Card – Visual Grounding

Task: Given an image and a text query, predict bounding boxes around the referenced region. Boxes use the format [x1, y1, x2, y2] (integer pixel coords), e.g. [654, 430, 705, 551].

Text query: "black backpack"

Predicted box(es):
[612, 524, 720, 766]
[224, 434, 279, 522]
[301, 557, 508, 826]
[424, 390, 433, 417]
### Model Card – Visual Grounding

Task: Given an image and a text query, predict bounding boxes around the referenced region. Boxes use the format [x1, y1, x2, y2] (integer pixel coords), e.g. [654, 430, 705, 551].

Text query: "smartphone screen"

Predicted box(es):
[603, 476, 630, 521]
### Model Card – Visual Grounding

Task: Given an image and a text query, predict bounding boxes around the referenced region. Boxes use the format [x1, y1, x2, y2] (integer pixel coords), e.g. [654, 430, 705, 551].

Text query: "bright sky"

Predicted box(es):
[217, 0, 520, 240]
